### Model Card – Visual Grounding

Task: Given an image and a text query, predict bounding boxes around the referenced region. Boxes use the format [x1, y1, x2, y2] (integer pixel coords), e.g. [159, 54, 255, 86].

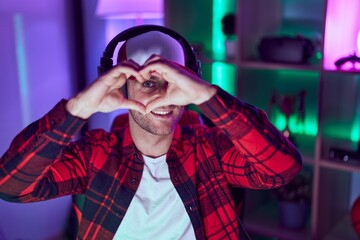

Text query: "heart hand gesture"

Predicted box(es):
[138, 55, 217, 113]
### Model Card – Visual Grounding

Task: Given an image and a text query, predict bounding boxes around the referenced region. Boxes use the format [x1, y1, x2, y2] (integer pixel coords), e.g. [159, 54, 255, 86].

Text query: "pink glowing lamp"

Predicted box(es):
[324, 0, 360, 70]
[358, 30, 360, 55]
[95, 0, 163, 20]
[334, 30, 360, 69]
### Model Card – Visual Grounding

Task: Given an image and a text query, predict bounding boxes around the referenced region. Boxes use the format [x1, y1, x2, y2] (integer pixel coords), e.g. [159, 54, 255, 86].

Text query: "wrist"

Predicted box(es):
[66, 97, 92, 119]
[194, 84, 217, 105]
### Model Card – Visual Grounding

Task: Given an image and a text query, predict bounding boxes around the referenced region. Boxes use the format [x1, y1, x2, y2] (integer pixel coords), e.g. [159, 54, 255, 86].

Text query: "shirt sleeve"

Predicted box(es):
[197, 86, 303, 189]
[0, 99, 87, 202]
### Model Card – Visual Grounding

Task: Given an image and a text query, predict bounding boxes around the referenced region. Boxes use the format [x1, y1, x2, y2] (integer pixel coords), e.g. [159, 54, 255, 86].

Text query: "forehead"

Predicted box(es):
[122, 31, 185, 66]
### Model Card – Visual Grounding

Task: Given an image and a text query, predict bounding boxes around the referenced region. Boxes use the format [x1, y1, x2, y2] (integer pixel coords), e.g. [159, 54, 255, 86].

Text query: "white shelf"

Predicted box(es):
[324, 68, 360, 75]
[239, 60, 321, 72]
[319, 159, 360, 173]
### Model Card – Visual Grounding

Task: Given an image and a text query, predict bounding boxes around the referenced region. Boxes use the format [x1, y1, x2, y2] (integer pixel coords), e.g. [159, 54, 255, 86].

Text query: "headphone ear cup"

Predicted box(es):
[98, 56, 113, 76]
[196, 59, 202, 78]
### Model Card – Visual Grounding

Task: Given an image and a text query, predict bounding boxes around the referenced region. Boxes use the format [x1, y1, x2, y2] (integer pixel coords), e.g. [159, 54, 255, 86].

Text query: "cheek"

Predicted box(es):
[127, 84, 155, 106]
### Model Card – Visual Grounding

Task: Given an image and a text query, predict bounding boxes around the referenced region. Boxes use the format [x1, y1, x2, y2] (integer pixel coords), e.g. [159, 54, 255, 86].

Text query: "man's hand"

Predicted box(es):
[139, 55, 217, 113]
[66, 61, 146, 119]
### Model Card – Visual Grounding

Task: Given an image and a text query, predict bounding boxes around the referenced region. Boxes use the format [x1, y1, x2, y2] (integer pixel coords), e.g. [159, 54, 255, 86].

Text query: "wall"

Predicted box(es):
[0, 1, 74, 239]
[0, 0, 165, 238]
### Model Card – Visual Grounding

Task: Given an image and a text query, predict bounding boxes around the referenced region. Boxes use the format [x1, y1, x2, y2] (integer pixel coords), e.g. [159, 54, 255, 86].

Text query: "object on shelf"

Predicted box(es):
[351, 196, 360, 237]
[274, 172, 312, 229]
[334, 53, 360, 69]
[333, 30, 360, 70]
[221, 13, 235, 38]
[258, 36, 315, 64]
[221, 13, 236, 61]
[268, 90, 306, 144]
[329, 147, 360, 162]
[278, 201, 310, 230]
[274, 173, 312, 205]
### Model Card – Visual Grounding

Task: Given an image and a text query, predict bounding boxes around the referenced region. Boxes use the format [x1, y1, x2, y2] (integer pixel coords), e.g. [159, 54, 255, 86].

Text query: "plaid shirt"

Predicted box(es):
[0, 87, 302, 239]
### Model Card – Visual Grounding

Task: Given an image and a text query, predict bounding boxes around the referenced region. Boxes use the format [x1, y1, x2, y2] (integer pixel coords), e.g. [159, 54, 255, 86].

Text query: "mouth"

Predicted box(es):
[151, 109, 173, 116]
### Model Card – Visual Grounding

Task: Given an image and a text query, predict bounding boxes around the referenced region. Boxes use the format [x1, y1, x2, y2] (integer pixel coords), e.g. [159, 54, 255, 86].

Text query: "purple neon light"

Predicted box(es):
[96, 0, 163, 19]
[358, 30, 360, 54]
[324, 0, 360, 70]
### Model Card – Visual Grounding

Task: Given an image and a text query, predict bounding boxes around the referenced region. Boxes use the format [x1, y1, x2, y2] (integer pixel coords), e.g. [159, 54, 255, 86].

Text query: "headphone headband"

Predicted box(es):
[97, 25, 201, 77]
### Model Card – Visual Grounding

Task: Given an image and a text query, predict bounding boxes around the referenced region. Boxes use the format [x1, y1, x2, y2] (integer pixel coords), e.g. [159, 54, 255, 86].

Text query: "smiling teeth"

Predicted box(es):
[152, 110, 170, 115]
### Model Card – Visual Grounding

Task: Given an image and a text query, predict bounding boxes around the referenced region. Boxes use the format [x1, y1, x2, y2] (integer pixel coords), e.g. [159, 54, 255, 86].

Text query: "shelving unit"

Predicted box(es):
[235, 0, 360, 239]
[165, 0, 360, 239]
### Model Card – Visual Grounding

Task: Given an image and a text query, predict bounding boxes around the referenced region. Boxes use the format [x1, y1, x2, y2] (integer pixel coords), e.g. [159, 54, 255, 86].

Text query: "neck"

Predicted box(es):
[129, 118, 174, 158]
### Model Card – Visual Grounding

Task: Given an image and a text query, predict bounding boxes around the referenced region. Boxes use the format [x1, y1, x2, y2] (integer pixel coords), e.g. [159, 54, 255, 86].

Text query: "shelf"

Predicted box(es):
[239, 60, 321, 72]
[233, 0, 360, 239]
[197, 55, 237, 66]
[244, 202, 312, 240]
[324, 68, 360, 75]
[323, 214, 359, 240]
[320, 158, 360, 173]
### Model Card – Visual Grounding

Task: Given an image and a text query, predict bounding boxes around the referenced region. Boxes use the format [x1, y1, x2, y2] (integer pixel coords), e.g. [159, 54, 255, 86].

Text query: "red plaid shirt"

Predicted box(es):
[0, 87, 302, 239]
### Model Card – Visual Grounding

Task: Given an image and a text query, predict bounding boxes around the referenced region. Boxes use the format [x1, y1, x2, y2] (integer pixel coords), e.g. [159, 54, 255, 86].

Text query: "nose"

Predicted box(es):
[154, 81, 168, 95]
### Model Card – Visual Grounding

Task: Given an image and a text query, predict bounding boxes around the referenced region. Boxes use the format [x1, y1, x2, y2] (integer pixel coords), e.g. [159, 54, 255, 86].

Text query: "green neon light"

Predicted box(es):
[212, 0, 236, 94]
[212, 0, 226, 60]
[212, 62, 236, 96]
[212, 0, 235, 60]
[271, 110, 317, 137]
[272, 70, 319, 136]
[351, 115, 360, 142]
[278, 69, 319, 78]
[316, 51, 323, 60]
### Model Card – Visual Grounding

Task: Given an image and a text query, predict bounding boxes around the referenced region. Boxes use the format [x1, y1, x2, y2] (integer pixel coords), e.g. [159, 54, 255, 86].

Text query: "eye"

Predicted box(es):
[142, 80, 157, 88]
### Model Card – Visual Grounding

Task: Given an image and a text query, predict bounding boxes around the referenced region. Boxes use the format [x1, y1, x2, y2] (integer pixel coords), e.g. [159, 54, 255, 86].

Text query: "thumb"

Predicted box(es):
[122, 99, 146, 114]
[145, 97, 171, 114]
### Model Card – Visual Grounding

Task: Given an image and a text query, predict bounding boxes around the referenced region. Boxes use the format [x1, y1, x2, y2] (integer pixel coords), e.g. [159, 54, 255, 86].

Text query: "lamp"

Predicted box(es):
[95, 0, 163, 20]
[334, 30, 360, 69]
[324, 0, 360, 70]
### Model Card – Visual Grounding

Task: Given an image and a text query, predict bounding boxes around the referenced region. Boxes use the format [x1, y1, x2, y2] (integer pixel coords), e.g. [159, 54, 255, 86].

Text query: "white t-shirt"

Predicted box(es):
[113, 155, 196, 240]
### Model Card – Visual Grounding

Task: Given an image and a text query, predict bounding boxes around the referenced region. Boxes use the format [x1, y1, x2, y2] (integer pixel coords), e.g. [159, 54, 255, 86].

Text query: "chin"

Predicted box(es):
[130, 110, 179, 135]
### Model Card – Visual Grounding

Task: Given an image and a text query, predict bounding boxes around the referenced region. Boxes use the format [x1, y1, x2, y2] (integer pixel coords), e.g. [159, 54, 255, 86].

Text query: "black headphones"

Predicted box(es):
[97, 24, 202, 78]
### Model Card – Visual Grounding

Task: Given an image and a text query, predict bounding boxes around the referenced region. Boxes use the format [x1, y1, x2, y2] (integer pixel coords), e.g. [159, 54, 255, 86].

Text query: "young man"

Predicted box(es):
[0, 26, 302, 239]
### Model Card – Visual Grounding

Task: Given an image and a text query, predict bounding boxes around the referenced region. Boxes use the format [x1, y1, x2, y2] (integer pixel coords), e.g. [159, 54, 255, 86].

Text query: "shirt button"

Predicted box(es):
[189, 206, 193, 212]
[21, 149, 26, 154]
[131, 178, 137, 184]
[50, 120, 56, 125]
[116, 211, 121, 216]
[174, 176, 179, 182]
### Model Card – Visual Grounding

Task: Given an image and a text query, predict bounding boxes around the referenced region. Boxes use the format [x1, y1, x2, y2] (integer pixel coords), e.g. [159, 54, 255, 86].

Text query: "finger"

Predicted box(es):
[138, 64, 163, 81]
[140, 62, 180, 84]
[143, 54, 162, 66]
[108, 73, 128, 90]
[145, 97, 172, 114]
[139, 56, 170, 79]
[122, 99, 146, 114]
[110, 62, 144, 82]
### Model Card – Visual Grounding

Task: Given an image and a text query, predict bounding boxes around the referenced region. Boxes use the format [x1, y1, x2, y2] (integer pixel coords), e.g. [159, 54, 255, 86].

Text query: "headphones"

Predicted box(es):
[97, 24, 202, 78]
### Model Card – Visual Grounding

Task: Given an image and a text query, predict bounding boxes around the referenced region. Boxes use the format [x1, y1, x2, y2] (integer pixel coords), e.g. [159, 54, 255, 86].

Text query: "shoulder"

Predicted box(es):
[80, 127, 123, 146]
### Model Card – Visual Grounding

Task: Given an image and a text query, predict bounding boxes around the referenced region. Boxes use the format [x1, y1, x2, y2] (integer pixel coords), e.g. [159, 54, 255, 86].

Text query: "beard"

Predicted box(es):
[129, 107, 184, 135]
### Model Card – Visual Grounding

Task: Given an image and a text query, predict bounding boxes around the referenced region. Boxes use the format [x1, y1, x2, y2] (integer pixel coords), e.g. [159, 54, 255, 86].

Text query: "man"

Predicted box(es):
[0, 25, 302, 239]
